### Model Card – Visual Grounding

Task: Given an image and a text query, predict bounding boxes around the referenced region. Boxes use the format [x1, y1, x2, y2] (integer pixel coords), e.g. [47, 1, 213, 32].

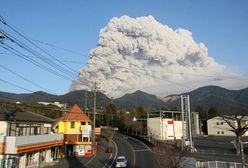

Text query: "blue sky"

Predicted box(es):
[1, 0, 248, 95]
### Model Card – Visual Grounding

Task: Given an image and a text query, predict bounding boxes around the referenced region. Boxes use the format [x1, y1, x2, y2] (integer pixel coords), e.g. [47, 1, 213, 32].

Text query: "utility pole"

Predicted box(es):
[0, 17, 6, 41]
[181, 95, 194, 152]
[92, 82, 98, 154]
[84, 90, 88, 116]
[0, 31, 5, 41]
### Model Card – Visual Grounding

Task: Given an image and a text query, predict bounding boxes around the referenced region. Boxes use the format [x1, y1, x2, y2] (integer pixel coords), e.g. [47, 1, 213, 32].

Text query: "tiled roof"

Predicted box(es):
[62, 104, 90, 121]
[0, 107, 54, 123]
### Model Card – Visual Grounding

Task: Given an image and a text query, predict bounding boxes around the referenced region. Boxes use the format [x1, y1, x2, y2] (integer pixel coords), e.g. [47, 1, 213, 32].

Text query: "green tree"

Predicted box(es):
[106, 103, 117, 115]
[195, 105, 208, 135]
[195, 105, 207, 120]
[104, 103, 117, 126]
[132, 106, 149, 136]
[208, 106, 219, 119]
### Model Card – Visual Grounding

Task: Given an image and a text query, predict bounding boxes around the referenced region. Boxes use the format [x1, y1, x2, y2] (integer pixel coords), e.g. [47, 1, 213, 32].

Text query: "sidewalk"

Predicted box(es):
[47, 137, 116, 168]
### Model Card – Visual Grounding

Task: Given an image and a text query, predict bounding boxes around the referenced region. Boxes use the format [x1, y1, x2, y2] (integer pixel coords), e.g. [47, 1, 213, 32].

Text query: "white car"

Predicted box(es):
[115, 156, 127, 167]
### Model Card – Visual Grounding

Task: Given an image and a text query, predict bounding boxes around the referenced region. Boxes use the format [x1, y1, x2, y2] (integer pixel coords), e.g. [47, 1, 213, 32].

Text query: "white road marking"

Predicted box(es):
[104, 139, 118, 168]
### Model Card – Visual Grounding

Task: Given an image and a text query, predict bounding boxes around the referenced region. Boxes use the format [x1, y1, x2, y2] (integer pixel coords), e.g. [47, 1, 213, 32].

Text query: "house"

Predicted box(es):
[207, 116, 248, 136]
[0, 107, 63, 168]
[52, 104, 92, 157]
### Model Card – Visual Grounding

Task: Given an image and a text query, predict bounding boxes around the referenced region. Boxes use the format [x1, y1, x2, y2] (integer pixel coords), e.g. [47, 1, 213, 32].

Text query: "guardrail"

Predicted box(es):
[196, 161, 243, 168]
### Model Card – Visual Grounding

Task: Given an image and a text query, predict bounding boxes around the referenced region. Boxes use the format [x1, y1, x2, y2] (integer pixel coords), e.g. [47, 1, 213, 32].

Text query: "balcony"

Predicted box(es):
[0, 133, 63, 154]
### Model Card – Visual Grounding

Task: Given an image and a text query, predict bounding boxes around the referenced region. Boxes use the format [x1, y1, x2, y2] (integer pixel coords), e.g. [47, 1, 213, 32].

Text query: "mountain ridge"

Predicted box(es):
[0, 85, 248, 114]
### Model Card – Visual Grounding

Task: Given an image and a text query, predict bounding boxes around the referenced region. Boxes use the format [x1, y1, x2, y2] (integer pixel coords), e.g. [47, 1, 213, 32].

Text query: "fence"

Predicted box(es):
[196, 161, 243, 168]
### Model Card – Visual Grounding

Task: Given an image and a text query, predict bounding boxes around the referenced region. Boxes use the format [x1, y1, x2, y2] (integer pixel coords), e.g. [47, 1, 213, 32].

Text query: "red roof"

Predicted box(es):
[62, 104, 90, 121]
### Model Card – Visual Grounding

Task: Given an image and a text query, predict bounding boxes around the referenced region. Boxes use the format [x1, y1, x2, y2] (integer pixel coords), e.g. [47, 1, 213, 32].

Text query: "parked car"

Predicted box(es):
[115, 156, 127, 167]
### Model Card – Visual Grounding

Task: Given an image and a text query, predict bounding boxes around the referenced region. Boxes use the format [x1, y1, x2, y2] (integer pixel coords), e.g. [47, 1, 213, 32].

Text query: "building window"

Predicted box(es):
[216, 122, 219, 125]
[221, 122, 224, 125]
[44, 127, 50, 134]
[222, 131, 224, 134]
[81, 122, 86, 126]
[83, 137, 88, 142]
[71, 122, 75, 129]
[217, 131, 220, 134]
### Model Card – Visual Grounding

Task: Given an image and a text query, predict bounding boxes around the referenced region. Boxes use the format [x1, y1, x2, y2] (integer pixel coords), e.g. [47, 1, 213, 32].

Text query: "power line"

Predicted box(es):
[0, 52, 86, 65]
[0, 78, 34, 93]
[35, 39, 87, 57]
[0, 64, 54, 94]
[1, 16, 89, 87]
[0, 43, 88, 93]
[0, 42, 75, 82]
[4, 33, 76, 79]
[1, 18, 77, 74]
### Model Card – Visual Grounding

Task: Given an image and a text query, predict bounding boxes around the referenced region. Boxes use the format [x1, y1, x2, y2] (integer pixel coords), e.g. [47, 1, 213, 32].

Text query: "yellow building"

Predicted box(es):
[53, 104, 92, 157]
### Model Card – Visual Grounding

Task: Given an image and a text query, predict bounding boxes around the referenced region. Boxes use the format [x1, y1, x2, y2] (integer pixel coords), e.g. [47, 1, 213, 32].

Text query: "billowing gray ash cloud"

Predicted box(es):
[70, 15, 246, 97]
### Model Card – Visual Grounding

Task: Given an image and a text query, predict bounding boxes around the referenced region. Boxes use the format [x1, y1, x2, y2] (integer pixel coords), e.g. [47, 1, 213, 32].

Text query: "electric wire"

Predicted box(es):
[0, 42, 75, 82]
[0, 52, 86, 65]
[0, 43, 88, 88]
[0, 78, 34, 93]
[1, 16, 247, 95]
[0, 64, 54, 94]
[1, 18, 77, 74]
[1, 16, 89, 88]
[4, 33, 76, 79]
[35, 39, 87, 57]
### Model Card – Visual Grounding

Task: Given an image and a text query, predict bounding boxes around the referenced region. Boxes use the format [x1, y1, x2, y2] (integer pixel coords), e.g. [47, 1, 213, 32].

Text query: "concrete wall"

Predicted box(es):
[147, 117, 187, 140]
[147, 117, 161, 140]
[174, 121, 183, 140]
[147, 112, 199, 140]
[0, 122, 7, 136]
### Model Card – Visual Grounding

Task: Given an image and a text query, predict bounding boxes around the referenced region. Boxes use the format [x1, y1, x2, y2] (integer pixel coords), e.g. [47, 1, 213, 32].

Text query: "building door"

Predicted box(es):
[66, 145, 73, 156]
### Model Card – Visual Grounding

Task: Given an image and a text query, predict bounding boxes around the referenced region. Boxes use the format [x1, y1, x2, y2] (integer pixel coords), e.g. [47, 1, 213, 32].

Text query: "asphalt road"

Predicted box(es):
[48, 134, 248, 168]
[48, 133, 159, 168]
[191, 135, 248, 163]
[48, 137, 115, 168]
[113, 133, 159, 168]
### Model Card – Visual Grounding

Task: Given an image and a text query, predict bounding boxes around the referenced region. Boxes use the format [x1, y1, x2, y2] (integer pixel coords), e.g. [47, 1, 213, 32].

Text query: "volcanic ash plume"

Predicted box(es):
[70, 15, 244, 97]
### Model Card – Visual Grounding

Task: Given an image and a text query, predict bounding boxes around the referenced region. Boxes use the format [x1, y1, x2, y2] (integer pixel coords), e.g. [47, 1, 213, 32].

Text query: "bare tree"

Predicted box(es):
[153, 141, 188, 168]
[121, 112, 132, 133]
[223, 114, 248, 154]
[102, 127, 115, 153]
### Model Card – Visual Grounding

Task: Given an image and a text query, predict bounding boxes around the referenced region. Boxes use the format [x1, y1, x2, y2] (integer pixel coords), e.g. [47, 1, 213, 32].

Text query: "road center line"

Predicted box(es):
[123, 138, 136, 168]
[104, 139, 118, 168]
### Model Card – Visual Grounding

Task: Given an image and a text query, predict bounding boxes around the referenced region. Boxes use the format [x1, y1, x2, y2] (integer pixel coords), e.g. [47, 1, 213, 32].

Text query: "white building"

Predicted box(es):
[207, 116, 248, 136]
[147, 111, 200, 141]
[0, 107, 63, 168]
[38, 101, 66, 108]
